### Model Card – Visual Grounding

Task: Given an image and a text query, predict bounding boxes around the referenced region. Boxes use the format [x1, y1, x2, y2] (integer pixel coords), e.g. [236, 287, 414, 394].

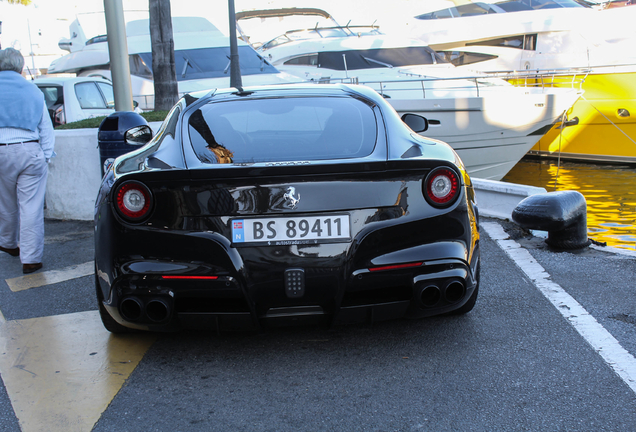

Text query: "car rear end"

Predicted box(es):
[94, 85, 479, 332]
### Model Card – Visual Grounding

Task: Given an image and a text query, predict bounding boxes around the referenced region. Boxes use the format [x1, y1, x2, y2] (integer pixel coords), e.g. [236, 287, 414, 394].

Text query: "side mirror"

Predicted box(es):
[133, 100, 139, 109]
[401, 113, 429, 133]
[125, 125, 153, 146]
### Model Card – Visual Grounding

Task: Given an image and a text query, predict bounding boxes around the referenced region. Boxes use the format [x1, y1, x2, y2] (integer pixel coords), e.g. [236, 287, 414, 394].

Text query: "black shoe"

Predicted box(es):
[23, 263, 43, 274]
[0, 246, 20, 257]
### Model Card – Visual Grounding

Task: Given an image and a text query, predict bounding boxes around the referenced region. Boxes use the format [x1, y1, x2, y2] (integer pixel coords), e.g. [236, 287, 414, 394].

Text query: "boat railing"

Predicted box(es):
[479, 62, 636, 89]
[132, 67, 599, 110]
[308, 76, 488, 98]
[282, 23, 381, 38]
[132, 94, 156, 111]
[481, 68, 592, 91]
[133, 91, 191, 111]
[308, 71, 586, 99]
[484, 62, 636, 76]
[256, 24, 382, 50]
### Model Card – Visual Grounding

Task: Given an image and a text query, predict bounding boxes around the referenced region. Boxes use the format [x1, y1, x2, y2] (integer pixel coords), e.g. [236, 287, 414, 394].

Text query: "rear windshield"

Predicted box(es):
[188, 96, 378, 164]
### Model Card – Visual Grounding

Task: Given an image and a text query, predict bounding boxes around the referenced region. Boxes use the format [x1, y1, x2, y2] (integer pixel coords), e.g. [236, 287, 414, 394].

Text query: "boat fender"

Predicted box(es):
[511, 190, 589, 250]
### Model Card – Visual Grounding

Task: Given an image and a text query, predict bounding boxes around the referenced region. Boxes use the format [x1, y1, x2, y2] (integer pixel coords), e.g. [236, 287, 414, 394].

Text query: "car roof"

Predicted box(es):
[186, 83, 384, 104]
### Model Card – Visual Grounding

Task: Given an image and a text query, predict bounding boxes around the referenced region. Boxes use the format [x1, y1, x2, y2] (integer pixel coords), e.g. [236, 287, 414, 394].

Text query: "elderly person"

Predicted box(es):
[0, 48, 55, 274]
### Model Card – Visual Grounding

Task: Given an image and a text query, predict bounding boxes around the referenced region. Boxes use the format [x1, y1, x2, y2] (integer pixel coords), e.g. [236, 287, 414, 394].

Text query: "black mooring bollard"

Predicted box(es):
[512, 190, 589, 249]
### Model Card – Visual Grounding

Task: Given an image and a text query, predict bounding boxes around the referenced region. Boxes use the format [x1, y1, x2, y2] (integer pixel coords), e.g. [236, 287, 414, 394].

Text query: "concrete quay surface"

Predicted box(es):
[0, 217, 635, 431]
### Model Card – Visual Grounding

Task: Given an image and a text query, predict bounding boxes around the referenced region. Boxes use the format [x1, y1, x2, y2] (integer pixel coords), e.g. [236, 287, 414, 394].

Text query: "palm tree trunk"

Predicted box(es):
[148, 0, 178, 111]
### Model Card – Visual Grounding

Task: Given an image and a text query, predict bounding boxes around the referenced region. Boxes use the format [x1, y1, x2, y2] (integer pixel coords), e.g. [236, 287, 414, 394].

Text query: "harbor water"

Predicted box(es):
[502, 158, 636, 251]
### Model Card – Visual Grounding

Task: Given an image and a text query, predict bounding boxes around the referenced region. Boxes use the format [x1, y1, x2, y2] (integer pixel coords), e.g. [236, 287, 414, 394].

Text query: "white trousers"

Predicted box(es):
[0, 142, 48, 264]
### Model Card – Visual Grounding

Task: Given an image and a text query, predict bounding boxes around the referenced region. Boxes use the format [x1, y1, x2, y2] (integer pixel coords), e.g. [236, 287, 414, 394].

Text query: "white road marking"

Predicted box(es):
[5, 261, 93, 292]
[482, 221, 636, 395]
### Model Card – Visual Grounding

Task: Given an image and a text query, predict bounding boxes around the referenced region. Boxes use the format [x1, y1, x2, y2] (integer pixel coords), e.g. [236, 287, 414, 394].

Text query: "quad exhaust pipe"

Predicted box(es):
[444, 280, 466, 303]
[416, 279, 466, 308]
[146, 299, 171, 322]
[419, 285, 441, 307]
[120, 297, 144, 321]
[119, 296, 172, 323]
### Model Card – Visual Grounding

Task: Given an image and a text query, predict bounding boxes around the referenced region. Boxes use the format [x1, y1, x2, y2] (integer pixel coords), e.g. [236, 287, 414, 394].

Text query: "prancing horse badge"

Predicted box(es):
[284, 186, 300, 209]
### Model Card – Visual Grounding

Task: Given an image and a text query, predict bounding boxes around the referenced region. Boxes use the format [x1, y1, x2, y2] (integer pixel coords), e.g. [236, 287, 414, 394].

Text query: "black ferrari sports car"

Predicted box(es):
[94, 83, 480, 333]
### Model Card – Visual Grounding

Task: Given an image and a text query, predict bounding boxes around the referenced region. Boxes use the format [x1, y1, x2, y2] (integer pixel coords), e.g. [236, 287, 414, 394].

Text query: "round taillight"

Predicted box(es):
[114, 181, 152, 221]
[424, 167, 460, 207]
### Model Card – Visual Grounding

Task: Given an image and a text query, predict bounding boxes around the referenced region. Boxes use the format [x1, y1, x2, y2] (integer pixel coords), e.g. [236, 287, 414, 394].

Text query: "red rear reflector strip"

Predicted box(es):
[369, 262, 423, 272]
[161, 276, 218, 280]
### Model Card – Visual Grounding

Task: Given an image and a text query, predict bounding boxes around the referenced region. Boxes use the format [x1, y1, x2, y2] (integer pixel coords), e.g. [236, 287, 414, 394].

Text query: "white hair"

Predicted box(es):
[0, 48, 25, 73]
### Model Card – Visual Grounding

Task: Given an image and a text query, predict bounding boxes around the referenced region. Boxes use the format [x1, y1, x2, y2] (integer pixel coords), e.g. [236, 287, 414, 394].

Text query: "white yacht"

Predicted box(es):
[406, 0, 636, 164]
[236, 8, 582, 180]
[408, 0, 636, 71]
[48, 16, 298, 110]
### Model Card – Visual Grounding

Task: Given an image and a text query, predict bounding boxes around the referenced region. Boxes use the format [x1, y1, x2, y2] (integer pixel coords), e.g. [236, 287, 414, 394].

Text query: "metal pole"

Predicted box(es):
[26, 19, 36, 78]
[228, 0, 242, 88]
[104, 0, 134, 111]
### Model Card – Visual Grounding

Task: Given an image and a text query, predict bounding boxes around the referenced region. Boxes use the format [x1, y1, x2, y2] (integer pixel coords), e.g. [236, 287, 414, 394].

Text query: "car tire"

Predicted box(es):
[95, 265, 137, 333]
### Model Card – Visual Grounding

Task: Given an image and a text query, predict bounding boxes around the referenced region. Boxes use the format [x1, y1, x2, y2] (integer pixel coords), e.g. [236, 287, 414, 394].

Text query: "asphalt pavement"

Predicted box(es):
[0, 217, 635, 432]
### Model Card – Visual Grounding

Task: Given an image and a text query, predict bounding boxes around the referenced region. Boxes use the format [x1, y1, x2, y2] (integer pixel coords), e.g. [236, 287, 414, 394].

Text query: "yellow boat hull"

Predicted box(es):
[519, 72, 636, 163]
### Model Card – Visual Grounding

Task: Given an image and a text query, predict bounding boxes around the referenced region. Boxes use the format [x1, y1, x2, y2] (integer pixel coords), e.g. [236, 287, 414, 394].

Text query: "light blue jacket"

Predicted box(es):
[0, 70, 45, 132]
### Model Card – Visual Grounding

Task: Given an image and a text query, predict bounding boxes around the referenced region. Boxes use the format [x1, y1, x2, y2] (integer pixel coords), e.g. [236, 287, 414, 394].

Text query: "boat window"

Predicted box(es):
[261, 26, 381, 50]
[415, 0, 588, 19]
[187, 96, 378, 164]
[495, 0, 534, 11]
[138, 46, 279, 81]
[415, 2, 508, 19]
[261, 35, 293, 50]
[75, 82, 108, 109]
[467, 34, 538, 50]
[86, 35, 108, 46]
[497, 0, 590, 10]
[453, 3, 503, 16]
[439, 51, 499, 66]
[524, 34, 537, 51]
[414, 8, 456, 20]
[129, 54, 153, 79]
[317, 47, 448, 71]
[283, 54, 319, 66]
[281, 28, 352, 42]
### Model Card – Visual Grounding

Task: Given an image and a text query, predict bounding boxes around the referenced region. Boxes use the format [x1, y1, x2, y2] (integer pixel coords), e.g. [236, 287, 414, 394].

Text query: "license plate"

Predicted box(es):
[231, 215, 350, 246]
